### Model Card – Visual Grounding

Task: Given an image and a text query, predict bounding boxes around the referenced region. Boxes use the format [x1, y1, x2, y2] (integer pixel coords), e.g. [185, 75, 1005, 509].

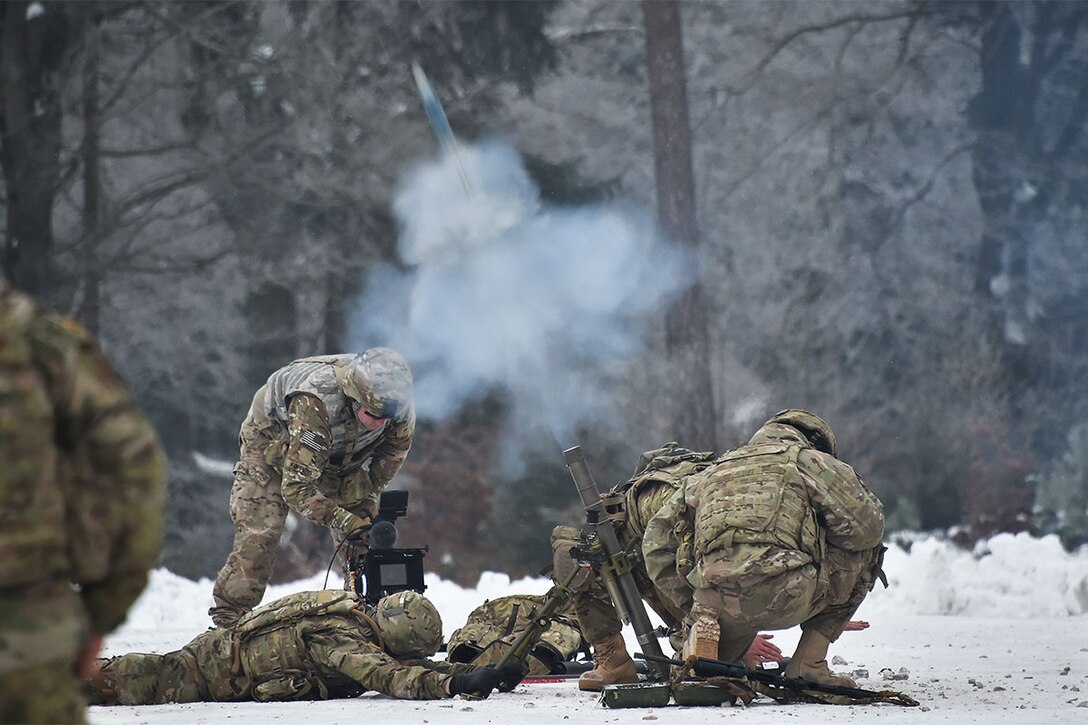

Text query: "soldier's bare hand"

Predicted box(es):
[844, 620, 870, 632]
[744, 633, 783, 663]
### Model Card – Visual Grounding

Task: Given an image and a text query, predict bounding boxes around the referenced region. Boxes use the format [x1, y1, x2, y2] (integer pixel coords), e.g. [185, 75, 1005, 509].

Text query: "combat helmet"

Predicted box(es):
[341, 347, 413, 421]
[375, 590, 443, 658]
[766, 409, 837, 456]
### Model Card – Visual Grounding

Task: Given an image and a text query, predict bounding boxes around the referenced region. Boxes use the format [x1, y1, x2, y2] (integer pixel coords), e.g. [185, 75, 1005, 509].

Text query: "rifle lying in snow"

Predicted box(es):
[635, 653, 919, 706]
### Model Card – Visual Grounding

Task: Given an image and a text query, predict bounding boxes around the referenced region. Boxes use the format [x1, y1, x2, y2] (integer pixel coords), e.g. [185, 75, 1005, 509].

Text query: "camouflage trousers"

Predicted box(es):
[691, 543, 885, 662]
[551, 526, 618, 644]
[92, 650, 206, 705]
[212, 419, 374, 625]
[0, 659, 86, 724]
[550, 526, 682, 648]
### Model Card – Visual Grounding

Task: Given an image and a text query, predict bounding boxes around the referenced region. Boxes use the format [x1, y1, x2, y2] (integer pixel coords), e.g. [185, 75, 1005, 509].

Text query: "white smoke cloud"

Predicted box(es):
[351, 138, 692, 456]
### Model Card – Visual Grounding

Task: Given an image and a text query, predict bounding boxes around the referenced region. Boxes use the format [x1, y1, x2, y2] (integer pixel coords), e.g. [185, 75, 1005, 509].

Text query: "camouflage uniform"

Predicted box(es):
[551, 443, 715, 647]
[0, 285, 166, 724]
[89, 590, 474, 704]
[643, 413, 885, 664]
[446, 594, 586, 675]
[212, 352, 414, 626]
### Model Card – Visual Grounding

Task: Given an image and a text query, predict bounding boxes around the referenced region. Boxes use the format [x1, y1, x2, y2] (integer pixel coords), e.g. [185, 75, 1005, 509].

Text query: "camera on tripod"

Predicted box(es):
[345, 490, 429, 605]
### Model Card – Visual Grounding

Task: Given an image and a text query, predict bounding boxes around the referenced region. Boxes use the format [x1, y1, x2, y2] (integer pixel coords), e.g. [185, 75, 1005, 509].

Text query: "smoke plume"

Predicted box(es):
[350, 139, 691, 461]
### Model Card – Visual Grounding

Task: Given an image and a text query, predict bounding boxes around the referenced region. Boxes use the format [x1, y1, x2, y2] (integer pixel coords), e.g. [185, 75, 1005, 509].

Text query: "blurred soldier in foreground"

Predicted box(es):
[551, 443, 784, 691]
[0, 283, 166, 724]
[211, 348, 415, 628]
[644, 409, 886, 688]
[86, 590, 524, 703]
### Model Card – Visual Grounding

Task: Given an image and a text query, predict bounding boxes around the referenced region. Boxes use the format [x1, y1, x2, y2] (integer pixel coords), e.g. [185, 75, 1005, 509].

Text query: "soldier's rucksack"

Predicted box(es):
[235, 589, 366, 640]
[612, 442, 717, 540]
[233, 590, 372, 701]
[446, 594, 586, 675]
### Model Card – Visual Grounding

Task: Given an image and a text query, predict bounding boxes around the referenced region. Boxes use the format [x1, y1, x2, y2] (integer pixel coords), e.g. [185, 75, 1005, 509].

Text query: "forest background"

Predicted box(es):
[2, 0, 1087, 586]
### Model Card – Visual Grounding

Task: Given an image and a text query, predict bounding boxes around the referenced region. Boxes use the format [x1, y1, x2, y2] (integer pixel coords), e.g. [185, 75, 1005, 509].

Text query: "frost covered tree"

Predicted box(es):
[4, 0, 1088, 582]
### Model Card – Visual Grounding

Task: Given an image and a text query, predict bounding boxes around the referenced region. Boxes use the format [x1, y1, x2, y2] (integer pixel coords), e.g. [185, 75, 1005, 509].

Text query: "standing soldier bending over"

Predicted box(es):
[87, 590, 524, 703]
[0, 283, 166, 724]
[211, 348, 415, 628]
[644, 409, 886, 688]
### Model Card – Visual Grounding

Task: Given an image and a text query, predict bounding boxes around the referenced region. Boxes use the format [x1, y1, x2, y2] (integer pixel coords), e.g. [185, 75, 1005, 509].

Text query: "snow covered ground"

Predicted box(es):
[89, 533, 1088, 724]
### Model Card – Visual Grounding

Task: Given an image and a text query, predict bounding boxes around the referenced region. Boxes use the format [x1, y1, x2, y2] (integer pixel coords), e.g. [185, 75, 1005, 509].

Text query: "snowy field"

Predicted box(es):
[90, 533, 1088, 724]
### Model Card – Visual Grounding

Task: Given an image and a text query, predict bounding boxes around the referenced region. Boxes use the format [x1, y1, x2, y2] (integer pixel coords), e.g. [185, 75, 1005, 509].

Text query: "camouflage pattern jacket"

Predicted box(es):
[245, 356, 414, 530]
[187, 590, 470, 701]
[0, 286, 165, 672]
[643, 423, 884, 613]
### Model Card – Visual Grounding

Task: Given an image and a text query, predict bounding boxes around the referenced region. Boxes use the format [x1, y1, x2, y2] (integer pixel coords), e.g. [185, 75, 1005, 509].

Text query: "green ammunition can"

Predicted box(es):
[600, 682, 673, 708]
[671, 680, 738, 706]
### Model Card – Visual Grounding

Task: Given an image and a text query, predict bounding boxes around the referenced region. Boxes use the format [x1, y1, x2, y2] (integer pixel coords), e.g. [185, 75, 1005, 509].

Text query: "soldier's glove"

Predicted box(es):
[344, 515, 372, 543]
[331, 509, 371, 537]
[496, 661, 528, 692]
[448, 667, 505, 699]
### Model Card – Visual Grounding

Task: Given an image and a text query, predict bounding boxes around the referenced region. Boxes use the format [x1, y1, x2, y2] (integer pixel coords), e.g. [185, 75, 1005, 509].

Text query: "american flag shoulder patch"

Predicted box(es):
[299, 429, 328, 453]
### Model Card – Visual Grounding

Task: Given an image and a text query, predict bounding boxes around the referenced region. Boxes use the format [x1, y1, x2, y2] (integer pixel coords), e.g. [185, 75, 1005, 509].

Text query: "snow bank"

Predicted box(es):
[865, 532, 1088, 618]
[114, 532, 1088, 655]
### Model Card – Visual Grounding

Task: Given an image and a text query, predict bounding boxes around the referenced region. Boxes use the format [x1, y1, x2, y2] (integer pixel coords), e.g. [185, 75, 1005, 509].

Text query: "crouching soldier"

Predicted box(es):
[644, 409, 886, 688]
[84, 590, 524, 704]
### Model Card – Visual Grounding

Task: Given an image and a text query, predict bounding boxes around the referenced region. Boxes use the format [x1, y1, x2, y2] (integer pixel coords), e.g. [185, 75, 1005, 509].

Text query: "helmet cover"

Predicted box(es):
[765, 408, 837, 456]
[375, 590, 442, 658]
[342, 347, 413, 421]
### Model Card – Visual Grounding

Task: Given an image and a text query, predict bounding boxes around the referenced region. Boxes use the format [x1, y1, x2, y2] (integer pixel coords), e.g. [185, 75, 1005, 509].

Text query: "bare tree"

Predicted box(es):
[0, 1, 75, 294]
[968, 1, 1088, 408]
[641, 0, 717, 452]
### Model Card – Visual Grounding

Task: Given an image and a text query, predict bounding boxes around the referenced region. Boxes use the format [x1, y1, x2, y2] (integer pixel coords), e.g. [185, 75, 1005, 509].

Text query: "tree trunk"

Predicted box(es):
[322, 1, 353, 355]
[641, 0, 717, 451]
[959, 1, 1088, 540]
[0, 1, 70, 295]
[969, 1, 1038, 398]
[80, 5, 102, 333]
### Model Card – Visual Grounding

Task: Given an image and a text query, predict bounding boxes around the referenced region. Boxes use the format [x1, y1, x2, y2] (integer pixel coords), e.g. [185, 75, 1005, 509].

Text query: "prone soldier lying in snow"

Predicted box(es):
[84, 590, 524, 705]
[446, 593, 588, 675]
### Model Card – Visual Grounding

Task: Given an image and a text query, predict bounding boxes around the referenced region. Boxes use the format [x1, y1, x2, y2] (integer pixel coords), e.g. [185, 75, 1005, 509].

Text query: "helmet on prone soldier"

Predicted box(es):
[375, 590, 443, 659]
[766, 408, 837, 456]
[341, 347, 413, 421]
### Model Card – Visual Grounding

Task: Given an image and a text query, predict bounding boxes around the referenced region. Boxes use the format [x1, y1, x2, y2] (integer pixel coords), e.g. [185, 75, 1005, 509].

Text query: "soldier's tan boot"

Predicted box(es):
[577, 633, 638, 691]
[682, 610, 720, 661]
[784, 630, 856, 688]
[82, 659, 118, 706]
